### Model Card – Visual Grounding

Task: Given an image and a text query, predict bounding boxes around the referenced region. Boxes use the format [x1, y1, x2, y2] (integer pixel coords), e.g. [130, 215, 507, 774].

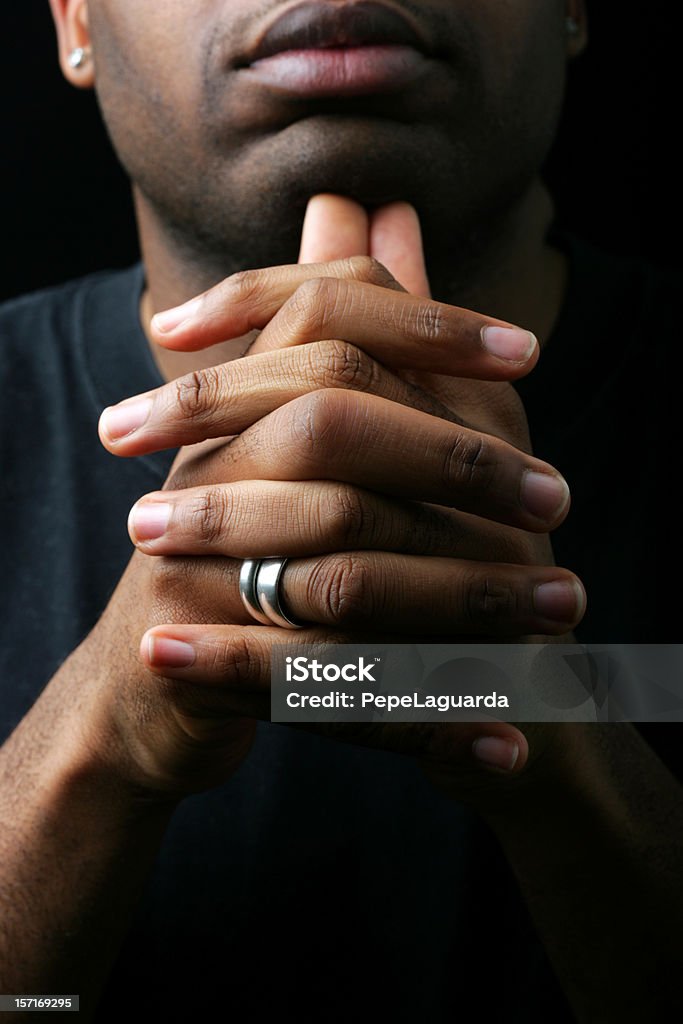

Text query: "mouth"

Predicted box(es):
[235, 0, 436, 98]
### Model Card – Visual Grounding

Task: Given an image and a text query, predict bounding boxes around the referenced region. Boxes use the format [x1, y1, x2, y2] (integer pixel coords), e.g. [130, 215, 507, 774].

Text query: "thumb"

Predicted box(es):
[298, 193, 369, 263]
[369, 201, 432, 298]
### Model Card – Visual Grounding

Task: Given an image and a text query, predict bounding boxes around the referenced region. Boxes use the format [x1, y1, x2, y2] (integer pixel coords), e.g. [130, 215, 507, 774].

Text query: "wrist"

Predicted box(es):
[0, 692, 176, 866]
[11, 631, 181, 816]
[69, 618, 256, 803]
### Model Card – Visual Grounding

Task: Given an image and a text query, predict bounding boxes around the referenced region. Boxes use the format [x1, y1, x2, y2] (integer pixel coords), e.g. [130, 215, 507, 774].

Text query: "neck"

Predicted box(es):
[136, 176, 566, 384]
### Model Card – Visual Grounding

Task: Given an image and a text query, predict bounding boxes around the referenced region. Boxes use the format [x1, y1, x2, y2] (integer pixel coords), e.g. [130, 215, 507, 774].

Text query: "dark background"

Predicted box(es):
[2, 6, 678, 302]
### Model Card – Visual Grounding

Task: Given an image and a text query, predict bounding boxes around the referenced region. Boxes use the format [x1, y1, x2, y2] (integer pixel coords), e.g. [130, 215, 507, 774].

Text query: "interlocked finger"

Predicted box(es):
[128, 479, 541, 564]
[163, 390, 570, 532]
[145, 551, 584, 638]
[99, 339, 465, 457]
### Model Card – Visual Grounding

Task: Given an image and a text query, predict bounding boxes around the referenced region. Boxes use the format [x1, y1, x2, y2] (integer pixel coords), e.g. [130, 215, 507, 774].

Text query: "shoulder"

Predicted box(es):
[0, 266, 141, 351]
[0, 266, 145, 412]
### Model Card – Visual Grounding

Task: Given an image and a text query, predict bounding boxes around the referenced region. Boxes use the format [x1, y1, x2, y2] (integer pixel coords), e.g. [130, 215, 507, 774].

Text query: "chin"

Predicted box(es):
[229, 115, 452, 209]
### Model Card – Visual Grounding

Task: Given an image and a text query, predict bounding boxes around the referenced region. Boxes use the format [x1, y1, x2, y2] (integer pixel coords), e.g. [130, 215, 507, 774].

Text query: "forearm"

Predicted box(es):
[0, 647, 175, 1019]
[482, 722, 683, 1022]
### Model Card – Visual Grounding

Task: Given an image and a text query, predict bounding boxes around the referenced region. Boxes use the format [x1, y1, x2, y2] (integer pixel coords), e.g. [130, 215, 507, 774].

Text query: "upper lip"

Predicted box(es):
[240, 0, 433, 64]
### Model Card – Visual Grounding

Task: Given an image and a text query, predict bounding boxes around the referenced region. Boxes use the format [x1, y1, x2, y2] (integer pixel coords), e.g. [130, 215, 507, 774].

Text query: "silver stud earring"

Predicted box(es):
[67, 46, 91, 69]
[566, 16, 580, 37]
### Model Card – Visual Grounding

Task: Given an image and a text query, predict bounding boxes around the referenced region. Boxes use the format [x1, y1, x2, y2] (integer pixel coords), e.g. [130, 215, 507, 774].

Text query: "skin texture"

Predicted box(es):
[84, 1, 567, 274]
[3, 1, 682, 1022]
[51, 0, 575, 373]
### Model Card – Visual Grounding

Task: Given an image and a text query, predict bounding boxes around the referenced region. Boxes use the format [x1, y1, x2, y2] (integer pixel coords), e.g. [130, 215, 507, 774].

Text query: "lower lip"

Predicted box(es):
[244, 45, 430, 97]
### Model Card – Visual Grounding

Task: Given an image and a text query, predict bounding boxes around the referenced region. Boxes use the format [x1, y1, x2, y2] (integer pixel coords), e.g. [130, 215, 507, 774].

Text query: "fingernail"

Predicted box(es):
[521, 470, 569, 521]
[129, 502, 171, 543]
[152, 297, 203, 334]
[148, 635, 196, 668]
[473, 737, 520, 772]
[481, 325, 537, 362]
[534, 579, 585, 623]
[100, 399, 152, 442]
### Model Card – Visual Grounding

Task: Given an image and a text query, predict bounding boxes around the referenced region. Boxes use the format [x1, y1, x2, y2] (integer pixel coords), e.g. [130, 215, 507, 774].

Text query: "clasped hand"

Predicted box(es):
[95, 195, 585, 794]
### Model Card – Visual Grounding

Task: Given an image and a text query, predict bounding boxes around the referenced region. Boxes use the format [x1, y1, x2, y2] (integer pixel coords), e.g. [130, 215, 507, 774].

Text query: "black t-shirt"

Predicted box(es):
[0, 236, 678, 1021]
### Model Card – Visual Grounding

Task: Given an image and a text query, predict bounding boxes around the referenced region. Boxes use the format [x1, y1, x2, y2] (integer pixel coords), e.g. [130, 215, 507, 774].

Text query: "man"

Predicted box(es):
[0, 0, 680, 1020]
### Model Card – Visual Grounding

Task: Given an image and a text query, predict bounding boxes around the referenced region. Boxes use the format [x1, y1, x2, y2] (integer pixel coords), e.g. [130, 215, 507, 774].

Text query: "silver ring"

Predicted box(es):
[255, 557, 305, 630]
[239, 559, 270, 625]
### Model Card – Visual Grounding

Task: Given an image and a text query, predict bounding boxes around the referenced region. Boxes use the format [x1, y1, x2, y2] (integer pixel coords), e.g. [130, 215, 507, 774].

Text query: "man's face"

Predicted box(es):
[85, 0, 570, 274]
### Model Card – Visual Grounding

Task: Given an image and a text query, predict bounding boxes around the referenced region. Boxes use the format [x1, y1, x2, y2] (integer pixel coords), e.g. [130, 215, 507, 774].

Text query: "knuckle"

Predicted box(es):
[317, 340, 378, 392]
[208, 633, 258, 685]
[323, 486, 371, 549]
[408, 504, 456, 555]
[345, 255, 395, 287]
[187, 488, 232, 547]
[309, 554, 374, 625]
[149, 557, 195, 610]
[281, 277, 339, 342]
[298, 275, 330, 301]
[294, 388, 347, 453]
[289, 277, 332, 323]
[174, 366, 222, 423]
[224, 269, 265, 307]
[462, 572, 520, 628]
[441, 432, 496, 491]
[414, 301, 446, 343]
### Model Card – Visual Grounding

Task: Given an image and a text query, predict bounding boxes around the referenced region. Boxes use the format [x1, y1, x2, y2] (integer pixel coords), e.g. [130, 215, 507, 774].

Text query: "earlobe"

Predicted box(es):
[47, 0, 94, 89]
